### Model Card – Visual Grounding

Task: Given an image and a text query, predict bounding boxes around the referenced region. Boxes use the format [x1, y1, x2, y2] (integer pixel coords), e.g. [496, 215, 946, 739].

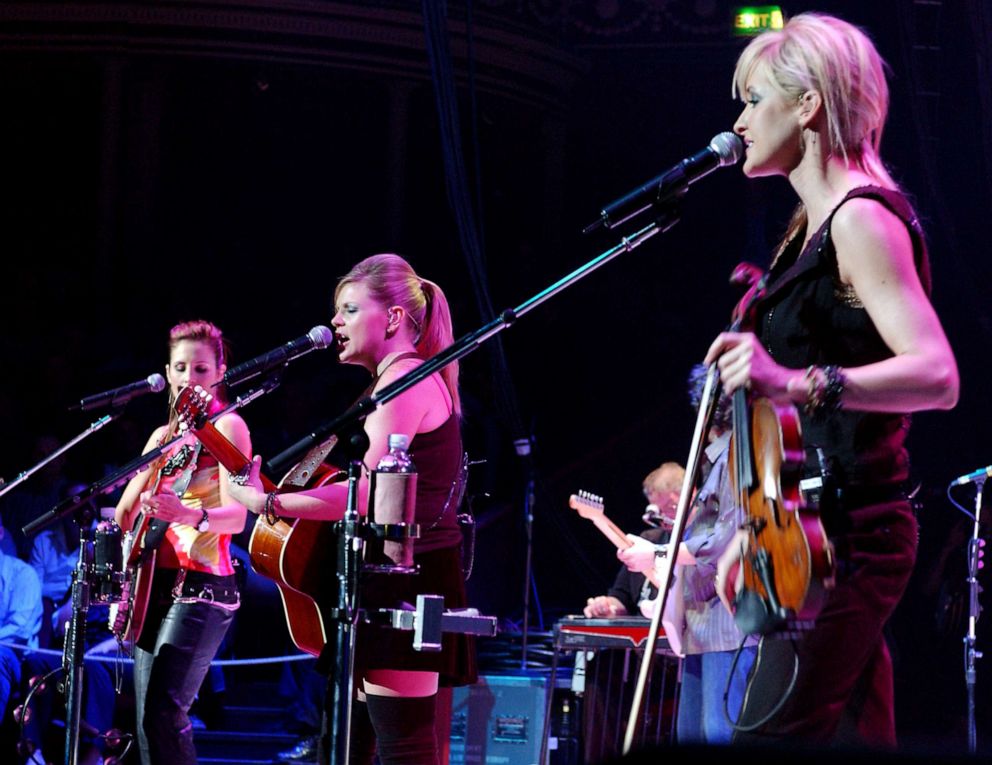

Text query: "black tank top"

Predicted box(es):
[409, 414, 464, 553]
[755, 186, 930, 488]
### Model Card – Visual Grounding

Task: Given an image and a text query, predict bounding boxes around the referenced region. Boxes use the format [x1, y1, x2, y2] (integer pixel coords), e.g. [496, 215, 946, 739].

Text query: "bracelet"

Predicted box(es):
[263, 492, 280, 525]
[802, 365, 846, 417]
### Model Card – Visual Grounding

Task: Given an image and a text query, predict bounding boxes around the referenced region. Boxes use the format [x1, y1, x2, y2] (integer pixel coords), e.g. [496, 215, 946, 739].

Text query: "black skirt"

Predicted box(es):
[318, 543, 477, 688]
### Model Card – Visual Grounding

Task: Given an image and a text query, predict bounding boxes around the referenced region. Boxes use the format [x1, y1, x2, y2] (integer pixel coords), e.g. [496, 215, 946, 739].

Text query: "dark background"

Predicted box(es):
[0, 0, 988, 750]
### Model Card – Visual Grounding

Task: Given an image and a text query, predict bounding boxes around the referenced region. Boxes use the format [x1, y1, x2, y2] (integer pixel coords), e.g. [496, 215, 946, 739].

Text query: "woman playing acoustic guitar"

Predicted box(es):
[705, 13, 958, 746]
[114, 319, 250, 765]
[228, 253, 474, 765]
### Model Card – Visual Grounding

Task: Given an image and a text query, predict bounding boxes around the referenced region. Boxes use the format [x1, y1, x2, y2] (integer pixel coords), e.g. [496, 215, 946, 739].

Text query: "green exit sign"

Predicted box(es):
[734, 6, 785, 35]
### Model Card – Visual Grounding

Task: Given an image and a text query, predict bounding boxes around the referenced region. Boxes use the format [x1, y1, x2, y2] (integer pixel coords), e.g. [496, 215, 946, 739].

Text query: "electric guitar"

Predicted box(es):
[568, 491, 662, 590]
[174, 386, 343, 656]
[108, 448, 181, 644]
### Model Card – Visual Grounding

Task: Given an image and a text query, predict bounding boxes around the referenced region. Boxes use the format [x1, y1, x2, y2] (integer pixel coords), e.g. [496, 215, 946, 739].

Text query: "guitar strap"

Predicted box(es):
[143, 440, 203, 550]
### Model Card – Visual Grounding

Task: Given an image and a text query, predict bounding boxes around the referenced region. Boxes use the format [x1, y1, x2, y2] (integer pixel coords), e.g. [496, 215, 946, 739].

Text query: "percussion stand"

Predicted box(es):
[60, 504, 100, 765]
[965, 476, 985, 754]
[327, 425, 369, 765]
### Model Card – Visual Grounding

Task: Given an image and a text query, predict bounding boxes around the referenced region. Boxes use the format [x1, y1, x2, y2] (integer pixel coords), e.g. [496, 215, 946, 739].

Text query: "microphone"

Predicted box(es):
[223, 326, 335, 387]
[584, 131, 744, 233]
[72, 374, 166, 412]
[951, 465, 992, 486]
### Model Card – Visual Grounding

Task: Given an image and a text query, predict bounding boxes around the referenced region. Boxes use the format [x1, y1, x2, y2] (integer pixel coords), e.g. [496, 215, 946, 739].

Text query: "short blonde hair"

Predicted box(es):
[643, 462, 685, 495]
[733, 12, 896, 188]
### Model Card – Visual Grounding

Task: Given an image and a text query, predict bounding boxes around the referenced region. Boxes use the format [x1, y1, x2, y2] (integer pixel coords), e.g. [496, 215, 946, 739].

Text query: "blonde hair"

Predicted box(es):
[336, 253, 460, 414]
[643, 462, 685, 495]
[734, 13, 894, 183]
[733, 13, 899, 249]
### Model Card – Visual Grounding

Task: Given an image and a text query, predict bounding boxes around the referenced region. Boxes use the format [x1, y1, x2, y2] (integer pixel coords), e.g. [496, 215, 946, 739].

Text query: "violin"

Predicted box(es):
[725, 266, 834, 635]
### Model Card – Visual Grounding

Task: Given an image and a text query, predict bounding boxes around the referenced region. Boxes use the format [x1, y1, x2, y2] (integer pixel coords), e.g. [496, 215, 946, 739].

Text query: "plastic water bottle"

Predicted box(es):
[371, 434, 418, 567]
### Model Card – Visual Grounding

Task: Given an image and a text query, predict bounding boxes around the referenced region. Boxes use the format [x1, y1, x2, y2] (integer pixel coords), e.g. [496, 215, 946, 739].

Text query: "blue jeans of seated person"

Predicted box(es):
[134, 600, 234, 765]
[0, 645, 21, 716]
[677, 646, 757, 745]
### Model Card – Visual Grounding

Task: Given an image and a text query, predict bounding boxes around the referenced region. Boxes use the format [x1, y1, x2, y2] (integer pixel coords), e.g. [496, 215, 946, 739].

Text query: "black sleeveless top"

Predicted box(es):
[755, 186, 931, 488]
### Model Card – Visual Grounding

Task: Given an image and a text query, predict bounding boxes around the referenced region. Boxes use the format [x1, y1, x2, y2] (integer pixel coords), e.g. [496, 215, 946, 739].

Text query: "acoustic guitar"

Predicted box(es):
[174, 386, 343, 656]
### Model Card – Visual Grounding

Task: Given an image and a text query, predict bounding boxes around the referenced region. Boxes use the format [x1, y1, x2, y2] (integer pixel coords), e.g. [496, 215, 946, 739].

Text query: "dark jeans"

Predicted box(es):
[734, 500, 917, 746]
[134, 599, 234, 765]
[0, 646, 20, 717]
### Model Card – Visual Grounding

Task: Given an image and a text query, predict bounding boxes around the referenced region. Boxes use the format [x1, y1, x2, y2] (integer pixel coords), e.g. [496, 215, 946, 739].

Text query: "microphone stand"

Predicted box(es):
[0, 414, 120, 499]
[514, 436, 537, 668]
[23, 381, 281, 537]
[328, 426, 369, 765]
[61, 505, 97, 765]
[270, 209, 682, 471]
[965, 476, 985, 754]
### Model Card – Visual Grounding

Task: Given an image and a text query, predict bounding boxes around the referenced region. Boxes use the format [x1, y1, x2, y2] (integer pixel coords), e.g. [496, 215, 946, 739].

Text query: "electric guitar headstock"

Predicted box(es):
[174, 385, 213, 433]
[568, 490, 605, 519]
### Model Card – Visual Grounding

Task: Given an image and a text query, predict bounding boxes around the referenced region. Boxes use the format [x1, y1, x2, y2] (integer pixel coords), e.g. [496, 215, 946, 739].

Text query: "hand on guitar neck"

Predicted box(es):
[569, 492, 696, 591]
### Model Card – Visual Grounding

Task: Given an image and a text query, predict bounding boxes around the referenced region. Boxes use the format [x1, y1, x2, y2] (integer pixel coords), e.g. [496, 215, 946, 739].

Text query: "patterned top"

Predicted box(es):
[675, 433, 754, 654]
[154, 435, 236, 576]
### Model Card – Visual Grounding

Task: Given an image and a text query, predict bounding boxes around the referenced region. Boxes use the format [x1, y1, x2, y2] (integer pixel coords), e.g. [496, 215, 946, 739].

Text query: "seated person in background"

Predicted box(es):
[0, 524, 42, 721]
[28, 514, 78, 649]
[583, 462, 684, 618]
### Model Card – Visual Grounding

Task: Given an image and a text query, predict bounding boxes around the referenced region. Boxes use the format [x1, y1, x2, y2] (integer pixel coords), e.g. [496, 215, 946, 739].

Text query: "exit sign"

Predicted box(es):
[734, 6, 785, 35]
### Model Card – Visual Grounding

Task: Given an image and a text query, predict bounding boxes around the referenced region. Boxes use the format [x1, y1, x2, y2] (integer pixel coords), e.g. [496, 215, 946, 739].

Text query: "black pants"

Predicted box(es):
[734, 500, 917, 746]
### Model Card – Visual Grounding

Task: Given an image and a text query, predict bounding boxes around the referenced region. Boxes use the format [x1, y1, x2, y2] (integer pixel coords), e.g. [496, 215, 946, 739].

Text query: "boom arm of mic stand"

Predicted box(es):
[267, 217, 673, 472]
[1, 413, 119, 501]
[22, 376, 284, 538]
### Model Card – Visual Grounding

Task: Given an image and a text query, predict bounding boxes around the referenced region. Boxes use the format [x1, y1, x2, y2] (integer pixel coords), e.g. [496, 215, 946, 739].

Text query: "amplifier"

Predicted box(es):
[449, 674, 549, 765]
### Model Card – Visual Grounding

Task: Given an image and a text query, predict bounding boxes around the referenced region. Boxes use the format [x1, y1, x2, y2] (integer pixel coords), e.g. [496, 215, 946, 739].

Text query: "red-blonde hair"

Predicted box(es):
[335, 254, 460, 414]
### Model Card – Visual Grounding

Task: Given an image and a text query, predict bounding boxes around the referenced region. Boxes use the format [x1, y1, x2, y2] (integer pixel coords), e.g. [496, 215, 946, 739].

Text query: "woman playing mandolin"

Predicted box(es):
[114, 319, 250, 765]
[227, 253, 474, 765]
[705, 12, 958, 747]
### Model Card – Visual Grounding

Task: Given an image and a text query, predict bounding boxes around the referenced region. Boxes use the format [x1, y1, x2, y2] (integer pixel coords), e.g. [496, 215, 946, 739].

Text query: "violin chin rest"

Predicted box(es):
[734, 590, 787, 636]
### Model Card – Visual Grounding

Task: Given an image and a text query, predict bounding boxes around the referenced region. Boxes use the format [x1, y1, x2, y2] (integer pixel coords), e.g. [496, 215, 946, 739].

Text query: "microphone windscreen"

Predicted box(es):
[146, 374, 167, 392]
[710, 132, 743, 166]
[308, 325, 335, 350]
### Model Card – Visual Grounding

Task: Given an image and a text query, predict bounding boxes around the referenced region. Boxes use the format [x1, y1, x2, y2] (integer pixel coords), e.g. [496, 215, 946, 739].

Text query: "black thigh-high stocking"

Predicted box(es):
[348, 699, 377, 765]
[364, 693, 439, 765]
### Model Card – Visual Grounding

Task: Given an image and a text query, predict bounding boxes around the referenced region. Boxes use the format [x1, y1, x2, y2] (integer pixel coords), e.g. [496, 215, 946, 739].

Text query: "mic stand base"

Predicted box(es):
[62, 509, 97, 765]
[964, 477, 985, 754]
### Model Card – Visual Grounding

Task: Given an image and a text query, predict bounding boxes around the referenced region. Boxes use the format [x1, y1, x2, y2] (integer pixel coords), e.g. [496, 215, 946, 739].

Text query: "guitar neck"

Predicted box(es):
[572, 500, 664, 590]
[590, 515, 634, 551]
[193, 419, 278, 493]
